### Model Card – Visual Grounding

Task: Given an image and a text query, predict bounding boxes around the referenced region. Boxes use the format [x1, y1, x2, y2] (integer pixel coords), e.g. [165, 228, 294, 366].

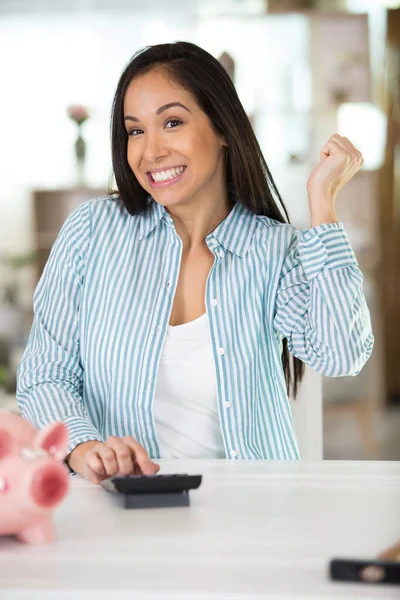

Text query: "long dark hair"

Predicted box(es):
[109, 41, 305, 399]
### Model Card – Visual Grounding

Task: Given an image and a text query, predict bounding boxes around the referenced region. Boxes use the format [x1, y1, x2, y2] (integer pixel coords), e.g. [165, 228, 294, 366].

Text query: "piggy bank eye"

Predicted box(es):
[0, 476, 8, 493]
[20, 448, 48, 461]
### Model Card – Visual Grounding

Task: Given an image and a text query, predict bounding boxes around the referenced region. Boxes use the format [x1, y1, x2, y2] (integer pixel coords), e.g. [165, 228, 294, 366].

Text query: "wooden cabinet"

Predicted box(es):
[32, 187, 107, 281]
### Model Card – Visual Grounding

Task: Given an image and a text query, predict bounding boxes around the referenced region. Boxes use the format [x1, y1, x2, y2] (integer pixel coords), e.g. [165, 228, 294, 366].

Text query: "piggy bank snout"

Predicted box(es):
[31, 463, 69, 509]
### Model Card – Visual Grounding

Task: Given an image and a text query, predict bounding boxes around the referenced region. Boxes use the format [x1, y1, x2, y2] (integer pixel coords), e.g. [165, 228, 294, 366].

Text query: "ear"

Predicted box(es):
[0, 428, 13, 460]
[34, 422, 69, 460]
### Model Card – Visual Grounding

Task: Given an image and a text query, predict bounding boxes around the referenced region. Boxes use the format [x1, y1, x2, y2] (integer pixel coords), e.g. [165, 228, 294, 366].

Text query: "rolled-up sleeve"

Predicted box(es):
[273, 222, 374, 377]
[16, 202, 101, 455]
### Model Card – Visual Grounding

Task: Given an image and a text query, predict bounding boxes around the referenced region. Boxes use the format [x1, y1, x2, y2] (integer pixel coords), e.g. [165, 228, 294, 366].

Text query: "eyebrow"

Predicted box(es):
[124, 102, 191, 123]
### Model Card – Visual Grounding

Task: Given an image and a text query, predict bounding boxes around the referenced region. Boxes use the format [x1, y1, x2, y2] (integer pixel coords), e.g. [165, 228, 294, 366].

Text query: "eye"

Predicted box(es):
[127, 128, 143, 137]
[127, 119, 182, 137]
[165, 119, 183, 129]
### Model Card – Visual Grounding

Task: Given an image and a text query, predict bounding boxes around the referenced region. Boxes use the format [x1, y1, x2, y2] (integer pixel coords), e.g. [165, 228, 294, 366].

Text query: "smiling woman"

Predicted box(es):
[109, 41, 303, 392]
[16, 41, 374, 483]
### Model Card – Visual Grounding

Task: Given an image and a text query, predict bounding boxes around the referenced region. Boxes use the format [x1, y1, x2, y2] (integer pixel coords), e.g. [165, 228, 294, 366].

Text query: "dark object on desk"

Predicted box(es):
[329, 558, 400, 586]
[100, 473, 202, 509]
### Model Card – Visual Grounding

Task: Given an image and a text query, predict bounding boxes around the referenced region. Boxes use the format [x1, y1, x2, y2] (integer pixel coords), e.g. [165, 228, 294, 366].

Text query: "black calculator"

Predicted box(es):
[100, 473, 202, 509]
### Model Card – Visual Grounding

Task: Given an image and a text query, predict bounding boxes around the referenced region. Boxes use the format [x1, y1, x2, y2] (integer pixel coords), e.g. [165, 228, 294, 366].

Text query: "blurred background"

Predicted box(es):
[0, 0, 399, 460]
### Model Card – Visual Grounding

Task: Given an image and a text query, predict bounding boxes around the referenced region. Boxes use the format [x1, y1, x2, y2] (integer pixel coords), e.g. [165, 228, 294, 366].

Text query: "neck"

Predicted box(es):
[166, 193, 233, 252]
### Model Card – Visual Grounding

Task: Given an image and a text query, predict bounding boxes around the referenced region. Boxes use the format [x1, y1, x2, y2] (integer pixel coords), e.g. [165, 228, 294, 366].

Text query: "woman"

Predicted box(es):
[17, 42, 373, 484]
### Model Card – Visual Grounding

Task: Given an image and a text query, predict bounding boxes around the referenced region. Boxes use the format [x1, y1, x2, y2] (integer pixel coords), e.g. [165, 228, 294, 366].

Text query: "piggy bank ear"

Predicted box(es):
[0, 428, 13, 460]
[34, 422, 68, 460]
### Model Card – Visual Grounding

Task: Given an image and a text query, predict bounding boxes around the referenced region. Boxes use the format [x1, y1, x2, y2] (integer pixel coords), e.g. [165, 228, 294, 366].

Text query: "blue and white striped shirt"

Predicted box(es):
[17, 195, 374, 460]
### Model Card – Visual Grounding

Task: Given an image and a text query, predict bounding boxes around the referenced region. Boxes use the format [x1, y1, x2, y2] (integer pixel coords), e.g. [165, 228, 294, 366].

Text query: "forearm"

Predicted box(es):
[274, 222, 374, 376]
[17, 378, 101, 446]
[308, 189, 338, 228]
[286, 270, 374, 376]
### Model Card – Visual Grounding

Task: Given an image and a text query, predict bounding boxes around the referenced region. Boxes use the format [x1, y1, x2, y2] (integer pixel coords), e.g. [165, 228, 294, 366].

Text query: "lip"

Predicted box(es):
[146, 166, 187, 189]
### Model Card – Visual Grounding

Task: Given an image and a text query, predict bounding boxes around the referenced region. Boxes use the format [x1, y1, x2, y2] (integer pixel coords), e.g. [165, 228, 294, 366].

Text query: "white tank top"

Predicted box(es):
[153, 312, 226, 458]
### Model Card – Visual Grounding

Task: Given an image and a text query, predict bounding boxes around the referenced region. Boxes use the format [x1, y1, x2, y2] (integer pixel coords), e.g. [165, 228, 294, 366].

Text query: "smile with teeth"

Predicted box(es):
[150, 166, 186, 182]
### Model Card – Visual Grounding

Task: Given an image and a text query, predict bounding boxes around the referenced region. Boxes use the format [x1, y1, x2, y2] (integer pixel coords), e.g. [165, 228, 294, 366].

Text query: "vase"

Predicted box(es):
[74, 124, 86, 186]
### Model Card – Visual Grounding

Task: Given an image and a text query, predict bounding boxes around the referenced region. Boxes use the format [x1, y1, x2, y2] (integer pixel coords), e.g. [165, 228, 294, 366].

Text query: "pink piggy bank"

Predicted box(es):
[0, 412, 70, 544]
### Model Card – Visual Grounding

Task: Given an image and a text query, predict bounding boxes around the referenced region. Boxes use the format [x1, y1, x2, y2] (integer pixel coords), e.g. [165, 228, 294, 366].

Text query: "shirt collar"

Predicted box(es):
[138, 196, 258, 257]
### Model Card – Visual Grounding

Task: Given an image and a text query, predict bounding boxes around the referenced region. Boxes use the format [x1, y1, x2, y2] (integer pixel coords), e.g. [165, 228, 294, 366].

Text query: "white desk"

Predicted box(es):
[0, 460, 399, 599]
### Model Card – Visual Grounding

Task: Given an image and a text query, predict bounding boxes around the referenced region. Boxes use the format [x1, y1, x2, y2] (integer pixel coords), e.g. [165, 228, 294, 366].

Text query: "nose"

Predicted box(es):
[143, 132, 168, 164]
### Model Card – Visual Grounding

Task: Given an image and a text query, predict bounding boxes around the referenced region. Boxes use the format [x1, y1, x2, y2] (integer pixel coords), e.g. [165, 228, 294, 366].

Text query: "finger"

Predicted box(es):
[82, 446, 109, 485]
[105, 436, 134, 476]
[85, 448, 106, 476]
[340, 141, 363, 165]
[321, 139, 358, 165]
[331, 134, 360, 158]
[342, 142, 362, 164]
[131, 460, 159, 476]
[83, 458, 106, 485]
[341, 136, 359, 153]
[123, 436, 159, 475]
[331, 133, 352, 147]
[332, 133, 349, 145]
[97, 444, 119, 476]
[320, 139, 340, 160]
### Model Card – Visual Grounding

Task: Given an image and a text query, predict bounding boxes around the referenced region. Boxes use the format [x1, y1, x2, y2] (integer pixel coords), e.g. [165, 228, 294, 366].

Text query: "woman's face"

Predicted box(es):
[123, 68, 227, 210]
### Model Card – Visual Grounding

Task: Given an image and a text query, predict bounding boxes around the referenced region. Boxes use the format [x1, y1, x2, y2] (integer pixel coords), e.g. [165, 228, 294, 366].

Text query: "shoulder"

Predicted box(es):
[66, 194, 133, 233]
[82, 194, 126, 220]
[67, 193, 126, 216]
[254, 214, 297, 246]
[54, 195, 126, 256]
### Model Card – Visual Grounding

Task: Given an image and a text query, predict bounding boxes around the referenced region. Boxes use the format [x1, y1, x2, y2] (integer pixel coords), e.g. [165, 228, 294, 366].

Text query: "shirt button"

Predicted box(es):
[211, 299, 218, 307]
[230, 450, 237, 458]
[223, 402, 231, 409]
[166, 281, 171, 288]
[218, 347, 225, 355]
[156, 326, 161, 334]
